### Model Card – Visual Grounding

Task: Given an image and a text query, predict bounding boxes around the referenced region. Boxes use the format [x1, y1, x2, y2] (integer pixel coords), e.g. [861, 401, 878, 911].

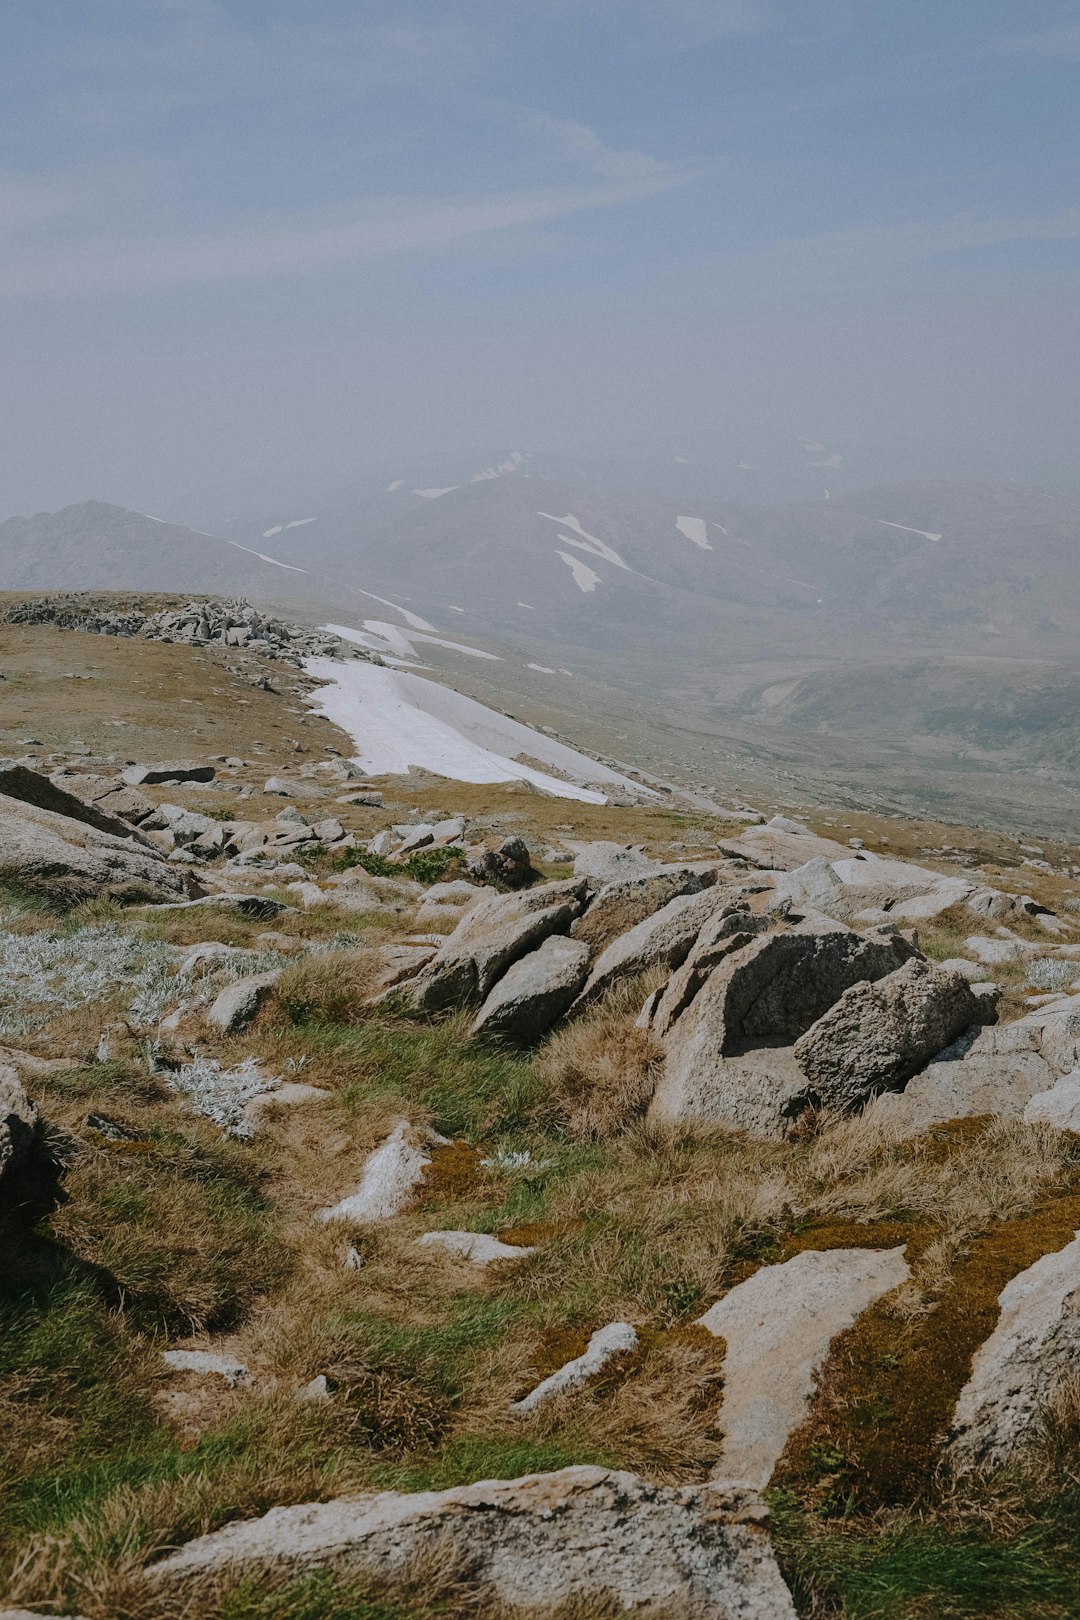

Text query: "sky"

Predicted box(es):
[1, 0, 1079, 517]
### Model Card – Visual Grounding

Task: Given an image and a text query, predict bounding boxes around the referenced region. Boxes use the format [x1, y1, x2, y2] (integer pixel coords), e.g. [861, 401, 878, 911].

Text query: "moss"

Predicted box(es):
[422, 1140, 485, 1200]
[776, 1193, 1080, 1510]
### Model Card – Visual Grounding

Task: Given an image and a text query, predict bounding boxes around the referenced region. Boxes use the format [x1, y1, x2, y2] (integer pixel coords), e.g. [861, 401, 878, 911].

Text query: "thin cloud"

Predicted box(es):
[766, 205, 1080, 273]
[986, 22, 1080, 60]
[0, 174, 688, 299]
[535, 116, 674, 183]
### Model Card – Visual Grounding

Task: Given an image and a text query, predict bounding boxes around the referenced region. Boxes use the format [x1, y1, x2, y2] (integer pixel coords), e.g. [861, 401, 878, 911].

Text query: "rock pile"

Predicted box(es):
[2, 594, 374, 668]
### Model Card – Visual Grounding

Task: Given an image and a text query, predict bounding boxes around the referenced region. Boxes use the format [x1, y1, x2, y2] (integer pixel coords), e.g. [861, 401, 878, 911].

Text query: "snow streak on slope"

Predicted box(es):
[557, 551, 602, 593]
[676, 516, 712, 551]
[413, 487, 458, 499]
[538, 512, 629, 569]
[327, 622, 501, 663]
[350, 590, 437, 631]
[224, 540, 309, 573]
[876, 520, 943, 542]
[303, 658, 651, 802]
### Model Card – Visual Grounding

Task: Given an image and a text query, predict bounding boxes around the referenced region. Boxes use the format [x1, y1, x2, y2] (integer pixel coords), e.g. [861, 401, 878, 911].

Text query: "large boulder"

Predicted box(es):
[0, 791, 191, 905]
[947, 1230, 1080, 1473]
[471, 935, 590, 1042]
[647, 902, 767, 1038]
[0, 1065, 39, 1185]
[651, 919, 915, 1136]
[718, 817, 851, 872]
[144, 1467, 798, 1619]
[404, 879, 587, 1012]
[0, 764, 152, 845]
[122, 760, 215, 786]
[865, 1051, 1056, 1139]
[207, 970, 283, 1033]
[790, 959, 987, 1115]
[697, 1246, 910, 1487]
[773, 854, 974, 926]
[572, 886, 735, 1013]
[571, 868, 706, 955]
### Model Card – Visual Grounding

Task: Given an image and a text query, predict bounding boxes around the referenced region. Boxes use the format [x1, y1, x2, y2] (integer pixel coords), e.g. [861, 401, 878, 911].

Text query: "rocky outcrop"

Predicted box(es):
[719, 816, 851, 871]
[773, 854, 974, 926]
[0, 764, 153, 845]
[0, 790, 191, 905]
[122, 760, 216, 787]
[698, 1246, 910, 1487]
[405, 879, 587, 1012]
[791, 959, 986, 1114]
[573, 886, 734, 1012]
[571, 867, 707, 954]
[948, 1231, 1080, 1472]
[470, 935, 590, 1042]
[866, 1051, 1057, 1138]
[651, 919, 915, 1136]
[145, 1467, 798, 1619]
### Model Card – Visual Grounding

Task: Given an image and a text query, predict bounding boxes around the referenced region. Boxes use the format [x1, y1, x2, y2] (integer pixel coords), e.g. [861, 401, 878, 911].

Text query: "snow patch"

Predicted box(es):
[676, 516, 712, 551]
[350, 590, 436, 631]
[876, 520, 943, 542]
[557, 550, 602, 593]
[304, 657, 650, 802]
[262, 526, 283, 538]
[527, 662, 555, 673]
[385, 479, 405, 493]
[413, 486, 458, 499]
[285, 517, 316, 529]
[539, 511, 628, 570]
[224, 540, 309, 574]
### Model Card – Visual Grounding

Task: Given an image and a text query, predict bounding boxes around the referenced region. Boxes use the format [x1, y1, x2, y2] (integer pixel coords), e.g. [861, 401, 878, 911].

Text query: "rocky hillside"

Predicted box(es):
[4, 607, 1080, 1618]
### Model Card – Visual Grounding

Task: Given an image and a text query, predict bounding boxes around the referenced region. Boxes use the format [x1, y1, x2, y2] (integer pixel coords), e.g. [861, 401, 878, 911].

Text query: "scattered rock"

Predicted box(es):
[318, 1122, 447, 1224]
[415, 1231, 535, 1266]
[466, 835, 534, 887]
[144, 1467, 798, 1619]
[948, 1230, 1080, 1472]
[207, 971, 282, 1033]
[790, 959, 987, 1115]
[471, 935, 591, 1042]
[697, 1246, 910, 1486]
[512, 1324, 638, 1414]
[161, 1349, 249, 1387]
[0, 1066, 39, 1185]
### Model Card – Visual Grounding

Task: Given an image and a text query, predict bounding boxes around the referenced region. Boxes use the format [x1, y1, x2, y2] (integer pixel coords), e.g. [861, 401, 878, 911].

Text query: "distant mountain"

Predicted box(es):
[0, 500, 319, 602]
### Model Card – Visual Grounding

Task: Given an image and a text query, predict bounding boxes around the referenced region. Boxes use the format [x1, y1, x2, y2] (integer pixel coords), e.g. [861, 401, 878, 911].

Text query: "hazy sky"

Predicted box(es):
[2, 0, 1079, 516]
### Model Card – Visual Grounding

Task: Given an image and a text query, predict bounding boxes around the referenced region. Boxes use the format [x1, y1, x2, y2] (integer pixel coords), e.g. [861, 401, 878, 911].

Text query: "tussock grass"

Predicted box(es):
[536, 974, 666, 1140]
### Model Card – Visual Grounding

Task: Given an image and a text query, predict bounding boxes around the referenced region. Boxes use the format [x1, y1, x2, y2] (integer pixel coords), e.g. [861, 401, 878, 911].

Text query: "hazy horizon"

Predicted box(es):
[2, 1, 1079, 520]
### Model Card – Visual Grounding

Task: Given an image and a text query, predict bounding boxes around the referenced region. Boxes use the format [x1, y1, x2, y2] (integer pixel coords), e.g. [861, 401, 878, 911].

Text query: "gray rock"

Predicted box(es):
[0, 1065, 39, 1184]
[1024, 1069, 1080, 1132]
[415, 1230, 534, 1266]
[573, 885, 736, 1013]
[697, 1246, 910, 1487]
[318, 1122, 447, 1224]
[312, 817, 345, 844]
[144, 1466, 798, 1620]
[0, 764, 152, 845]
[864, 1051, 1057, 1138]
[142, 893, 288, 918]
[649, 902, 766, 1038]
[156, 803, 219, 845]
[512, 1324, 638, 1413]
[263, 777, 298, 797]
[161, 1349, 249, 1386]
[948, 1230, 1080, 1472]
[651, 919, 915, 1136]
[471, 935, 591, 1041]
[405, 879, 587, 1012]
[466, 835, 533, 887]
[0, 790, 190, 905]
[571, 841, 664, 884]
[791, 959, 987, 1115]
[122, 761, 215, 786]
[719, 822, 852, 872]
[207, 971, 282, 1033]
[571, 868, 705, 954]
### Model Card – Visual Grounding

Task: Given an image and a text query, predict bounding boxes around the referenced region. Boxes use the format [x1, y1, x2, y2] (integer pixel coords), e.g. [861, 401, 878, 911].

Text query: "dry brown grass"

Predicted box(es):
[274, 947, 395, 1026]
[536, 975, 666, 1139]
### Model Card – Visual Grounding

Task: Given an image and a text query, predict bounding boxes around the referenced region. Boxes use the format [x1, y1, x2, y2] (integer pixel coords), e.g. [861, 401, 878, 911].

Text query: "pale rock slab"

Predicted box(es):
[948, 1230, 1080, 1472]
[318, 1122, 447, 1224]
[471, 935, 590, 1041]
[719, 818, 851, 872]
[571, 868, 706, 954]
[0, 790, 189, 905]
[161, 1349, 249, 1386]
[1023, 1068, 1080, 1132]
[570, 841, 665, 884]
[698, 1246, 910, 1487]
[865, 1051, 1057, 1138]
[145, 1466, 798, 1618]
[512, 1324, 639, 1414]
[415, 1230, 535, 1266]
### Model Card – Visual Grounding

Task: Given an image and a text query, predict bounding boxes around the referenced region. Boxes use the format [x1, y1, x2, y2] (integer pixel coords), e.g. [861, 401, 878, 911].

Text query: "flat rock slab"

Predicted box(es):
[144, 1465, 798, 1619]
[697, 1246, 910, 1487]
[865, 1050, 1056, 1138]
[570, 841, 666, 883]
[143, 893, 288, 918]
[318, 1122, 447, 1225]
[719, 821, 851, 872]
[512, 1324, 638, 1414]
[415, 1230, 535, 1266]
[471, 934, 590, 1042]
[1024, 1069, 1080, 1131]
[948, 1230, 1080, 1472]
[161, 1349, 249, 1387]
